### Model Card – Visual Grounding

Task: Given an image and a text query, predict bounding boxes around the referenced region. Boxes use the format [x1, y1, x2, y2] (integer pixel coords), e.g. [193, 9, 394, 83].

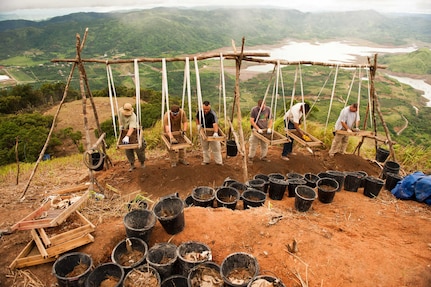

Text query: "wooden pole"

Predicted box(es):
[20, 63, 77, 199]
[233, 37, 249, 182]
[15, 137, 19, 185]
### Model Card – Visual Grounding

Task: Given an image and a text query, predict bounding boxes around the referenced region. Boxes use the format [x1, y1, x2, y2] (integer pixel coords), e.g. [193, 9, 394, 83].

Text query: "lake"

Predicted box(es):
[245, 40, 430, 107]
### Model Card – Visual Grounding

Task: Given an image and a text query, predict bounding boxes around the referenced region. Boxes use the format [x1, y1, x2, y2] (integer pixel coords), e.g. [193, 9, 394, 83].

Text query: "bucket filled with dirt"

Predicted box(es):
[188, 261, 223, 287]
[242, 188, 266, 209]
[123, 264, 161, 287]
[85, 262, 124, 287]
[294, 185, 316, 212]
[52, 252, 93, 287]
[220, 252, 259, 287]
[176, 241, 212, 276]
[153, 196, 185, 235]
[325, 170, 345, 191]
[111, 237, 148, 272]
[192, 186, 216, 207]
[316, 177, 339, 204]
[247, 275, 286, 287]
[161, 275, 188, 287]
[215, 186, 240, 210]
[146, 242, 177, 281]
[246, 178, 266, 193]
[123, 209, 156, 244]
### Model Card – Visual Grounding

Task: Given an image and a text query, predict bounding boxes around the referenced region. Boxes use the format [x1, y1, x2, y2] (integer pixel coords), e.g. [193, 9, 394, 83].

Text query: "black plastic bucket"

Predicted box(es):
[192, 186, 215, 207]
[53, 252, 93, 287]
[223, 177, 238, 187]
[268, 177, 289, 200]
[123, 209, 157, 245]
[188, 261, 222, 287]
[247, 275, 286, 287]
[356, 171, 368, 188]
[123, 264, 161, 287]
[294, 185, 316, 212]
[216, 187, 240, 210]
[85, 263, 124, 287]
[226, 140, 238, 157]
[376, 147, 390, 162]
[253, 174, 269, 193]
[287, 179, 307, 197]
[325, 170, 345, 191]
[364, 176, 385, 198]
[385, 172, 403, 191]
[153, 196, 185, 235]
[317, 172, 330, 179]
[146, 242, 177, 281]
[344, 172, 362, 192]
[176, 241, 212, 276]
[184, 195, 194, 207]
[228, 181, 248, 194]
[111, 237, 148, 271]
[161, 275, 188, 287]
[246, 178, 266, 193]
[220, 252, 259, 287]
[316, 177, 339, 204]
[286, 172, 304, 180]
[242, 189, 266, 209]
[382, 161, 400, 179]
[268, 173, 286, 180]
[304, 173, 319, 188]
[90, 151, 105, 171]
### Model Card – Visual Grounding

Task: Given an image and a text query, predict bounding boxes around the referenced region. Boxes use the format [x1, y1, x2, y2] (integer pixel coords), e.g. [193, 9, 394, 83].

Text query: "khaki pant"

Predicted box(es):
[125, 138, 147, 166]
[329, 133, 349, 156]
[200, 136, 222, 164]
[248, 133, 268, 159]
[168, 148, 186, 164]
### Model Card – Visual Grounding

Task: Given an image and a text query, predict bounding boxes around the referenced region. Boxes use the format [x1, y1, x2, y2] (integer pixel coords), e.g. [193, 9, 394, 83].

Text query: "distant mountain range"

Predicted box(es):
[0, 8, 430, 62]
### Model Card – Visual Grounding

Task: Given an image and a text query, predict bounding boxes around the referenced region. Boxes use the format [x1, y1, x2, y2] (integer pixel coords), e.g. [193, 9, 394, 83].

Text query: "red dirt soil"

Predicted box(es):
[1, 146, 430, 287]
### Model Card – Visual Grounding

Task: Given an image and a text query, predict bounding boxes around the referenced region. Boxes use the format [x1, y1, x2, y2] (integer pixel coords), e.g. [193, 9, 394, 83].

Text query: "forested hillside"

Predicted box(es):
[0, 8, 430, 61]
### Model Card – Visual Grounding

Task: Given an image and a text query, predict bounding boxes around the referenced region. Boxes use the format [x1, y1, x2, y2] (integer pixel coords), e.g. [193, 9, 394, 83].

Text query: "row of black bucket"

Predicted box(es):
[53, 240, 284, 287]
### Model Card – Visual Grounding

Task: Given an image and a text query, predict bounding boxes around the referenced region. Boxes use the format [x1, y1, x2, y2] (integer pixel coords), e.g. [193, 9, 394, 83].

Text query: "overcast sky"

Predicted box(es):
[1, 0, 430, 16]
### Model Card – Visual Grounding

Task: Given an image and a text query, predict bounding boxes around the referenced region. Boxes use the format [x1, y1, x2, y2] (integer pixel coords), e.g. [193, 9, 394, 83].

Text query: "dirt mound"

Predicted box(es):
[0, 146, 430, 287]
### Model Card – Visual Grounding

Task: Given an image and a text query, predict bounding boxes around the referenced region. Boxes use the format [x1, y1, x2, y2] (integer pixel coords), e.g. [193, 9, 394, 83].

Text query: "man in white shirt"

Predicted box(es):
[282, 102, 310, 161]
[329, 103, 360, 157]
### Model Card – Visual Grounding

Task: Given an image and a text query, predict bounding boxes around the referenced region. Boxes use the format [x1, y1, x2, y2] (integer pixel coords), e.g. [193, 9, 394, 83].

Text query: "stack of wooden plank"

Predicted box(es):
[9, 186, 95, 269]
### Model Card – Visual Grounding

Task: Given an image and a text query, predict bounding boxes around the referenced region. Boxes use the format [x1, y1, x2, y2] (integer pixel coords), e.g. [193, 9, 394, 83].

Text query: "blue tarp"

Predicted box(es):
[391, 171, 431, 205]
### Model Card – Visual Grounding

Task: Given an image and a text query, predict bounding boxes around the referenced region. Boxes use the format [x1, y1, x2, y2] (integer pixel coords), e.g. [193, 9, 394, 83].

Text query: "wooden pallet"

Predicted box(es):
[200, 128, 227, 142]
[253, 129, 291, 145]
[11, 190, 89, 231]
[9, 240, 56, 269]
[286, 129, 323, 147]
[117, 128, 143, 150]
[161, 131, 193, 151]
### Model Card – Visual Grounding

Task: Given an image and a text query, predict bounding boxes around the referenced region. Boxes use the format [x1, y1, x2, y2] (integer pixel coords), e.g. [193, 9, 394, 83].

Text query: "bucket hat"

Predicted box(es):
[121, 103, 134, 116]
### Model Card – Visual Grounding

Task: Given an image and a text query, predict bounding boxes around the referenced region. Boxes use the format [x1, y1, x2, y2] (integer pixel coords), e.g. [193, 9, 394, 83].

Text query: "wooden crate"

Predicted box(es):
[287, 129, 323, 147]
[200, 128, 226, 142]
[253, 129, 291, 145]
[9, 240, 56, 270]
[11, 190, 89, 231]
[117, 128, 143, 150]
[161, 131, 193, 151]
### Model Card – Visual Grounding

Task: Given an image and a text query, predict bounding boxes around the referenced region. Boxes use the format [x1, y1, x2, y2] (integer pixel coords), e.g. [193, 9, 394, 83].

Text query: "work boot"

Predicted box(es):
[179, 159, 189, 165]
[261, 157, 271, 162]
[171, 162, 177, 167]
[128, 165, 135, 172]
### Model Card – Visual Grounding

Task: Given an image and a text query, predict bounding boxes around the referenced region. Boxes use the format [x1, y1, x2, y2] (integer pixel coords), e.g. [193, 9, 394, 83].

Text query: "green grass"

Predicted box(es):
[1, 56, 46, 66]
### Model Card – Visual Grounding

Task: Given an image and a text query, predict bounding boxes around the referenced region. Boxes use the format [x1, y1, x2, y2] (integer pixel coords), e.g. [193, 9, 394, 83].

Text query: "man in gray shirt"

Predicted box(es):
[329, 103, 359, 157]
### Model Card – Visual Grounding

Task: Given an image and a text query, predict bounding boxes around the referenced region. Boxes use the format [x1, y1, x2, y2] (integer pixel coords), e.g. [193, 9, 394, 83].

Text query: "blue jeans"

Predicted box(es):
[282, 121, 294, 156]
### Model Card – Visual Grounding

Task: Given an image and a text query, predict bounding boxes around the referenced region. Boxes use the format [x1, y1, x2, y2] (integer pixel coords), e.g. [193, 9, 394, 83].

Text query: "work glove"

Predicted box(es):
[347, 129, 353, 133]
[267, 128, 272, 134]
[213, 132, 219, 137]
[352, 128, 360, 132]
[170, 137, 178, 144]
[302, 134, 311, 142]
[197, 126, 201, 132]
[257, 129, 263, 134]
[122, 136, 130, 144]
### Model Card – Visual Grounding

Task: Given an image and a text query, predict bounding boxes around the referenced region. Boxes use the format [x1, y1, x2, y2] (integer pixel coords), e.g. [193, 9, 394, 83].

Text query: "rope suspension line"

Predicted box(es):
[324, 64, 340, 135]
[194, 57, 206, 129]
[182, 57, 193, 135]
[219, 53, 228, 132]
[161, 58, 171, 131]
[106, 64, 118, 141]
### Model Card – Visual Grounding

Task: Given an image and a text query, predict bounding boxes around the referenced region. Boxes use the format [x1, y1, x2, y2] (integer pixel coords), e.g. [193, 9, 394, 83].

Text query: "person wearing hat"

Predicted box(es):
[329, 103, 360, 157]
[119, 102, 146, 171]
[163, 104, 189, 167]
